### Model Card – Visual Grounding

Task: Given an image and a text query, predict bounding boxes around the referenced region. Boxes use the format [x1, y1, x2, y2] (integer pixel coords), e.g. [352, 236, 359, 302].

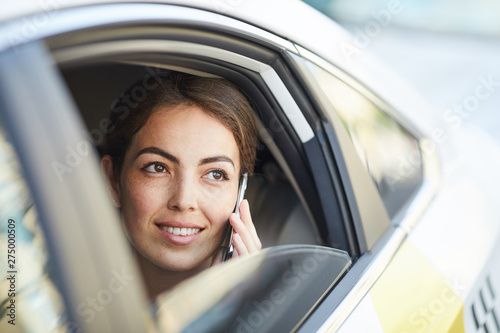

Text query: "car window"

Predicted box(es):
[302, 61, 423, 218]
[60, 61, 323, 249]
[153, 245, 351, 333]
[0, 119, 68, 332]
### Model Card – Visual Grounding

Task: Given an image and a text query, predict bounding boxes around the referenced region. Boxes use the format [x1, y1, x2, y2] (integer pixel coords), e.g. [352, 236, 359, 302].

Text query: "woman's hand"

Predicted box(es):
[229, 199, 262, 258]
[211, 199, 261, 266]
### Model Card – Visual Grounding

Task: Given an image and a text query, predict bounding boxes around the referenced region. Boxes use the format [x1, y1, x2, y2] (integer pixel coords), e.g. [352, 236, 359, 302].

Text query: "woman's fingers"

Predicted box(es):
[232, 233, 248, 258]
[239, 200, 261, 248]
[229, 215, 257, 253]
[213, 200, 260, 265]
[229, 200, 262, 257]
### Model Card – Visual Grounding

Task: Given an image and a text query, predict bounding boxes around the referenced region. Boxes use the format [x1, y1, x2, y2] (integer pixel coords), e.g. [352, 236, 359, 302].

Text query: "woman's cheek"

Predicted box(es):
[200, 184, 236, 222]
[121, 175, 161, 225]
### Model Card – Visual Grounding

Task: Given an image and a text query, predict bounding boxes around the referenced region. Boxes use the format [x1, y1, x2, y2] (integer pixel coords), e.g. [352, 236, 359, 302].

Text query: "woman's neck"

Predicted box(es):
[136, 251, 212, 300]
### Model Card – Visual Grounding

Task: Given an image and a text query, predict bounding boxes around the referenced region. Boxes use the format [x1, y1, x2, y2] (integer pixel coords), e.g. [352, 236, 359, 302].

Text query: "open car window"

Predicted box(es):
[50, 18, 352, 252]
[60, 60, 323, 249]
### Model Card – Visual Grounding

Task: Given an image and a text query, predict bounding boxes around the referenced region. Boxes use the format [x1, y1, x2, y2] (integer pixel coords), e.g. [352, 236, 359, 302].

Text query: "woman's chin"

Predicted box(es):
[155, 254, 212, 273]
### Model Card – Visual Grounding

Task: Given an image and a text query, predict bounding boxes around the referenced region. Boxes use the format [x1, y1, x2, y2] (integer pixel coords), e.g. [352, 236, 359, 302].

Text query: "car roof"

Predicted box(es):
[0, 0, 349, 57]
[0, 0, 438, 135]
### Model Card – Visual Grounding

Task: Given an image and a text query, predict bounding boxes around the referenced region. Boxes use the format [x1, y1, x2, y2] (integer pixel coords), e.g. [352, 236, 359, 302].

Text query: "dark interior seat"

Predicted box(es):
[246, 161, 321, 248]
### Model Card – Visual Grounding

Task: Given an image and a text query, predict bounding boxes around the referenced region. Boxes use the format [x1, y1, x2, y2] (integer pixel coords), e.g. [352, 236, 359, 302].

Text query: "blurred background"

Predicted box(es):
[303, 0, 500, 141]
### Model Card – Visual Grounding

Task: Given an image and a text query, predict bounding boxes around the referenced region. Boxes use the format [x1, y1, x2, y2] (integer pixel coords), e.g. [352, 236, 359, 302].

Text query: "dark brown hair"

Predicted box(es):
[101, 71, 258, 179]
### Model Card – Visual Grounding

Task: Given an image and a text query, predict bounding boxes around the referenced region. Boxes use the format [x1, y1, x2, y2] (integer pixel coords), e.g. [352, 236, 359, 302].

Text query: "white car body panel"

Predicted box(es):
[338, 296, 385, 332]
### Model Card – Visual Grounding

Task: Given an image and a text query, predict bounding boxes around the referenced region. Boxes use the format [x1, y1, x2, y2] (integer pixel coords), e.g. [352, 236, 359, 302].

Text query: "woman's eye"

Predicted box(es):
[143, 163, 167, 173]
[206, 169, 228, 181]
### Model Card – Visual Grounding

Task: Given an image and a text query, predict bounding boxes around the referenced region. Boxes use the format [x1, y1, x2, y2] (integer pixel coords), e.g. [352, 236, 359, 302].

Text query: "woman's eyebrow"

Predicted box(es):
[199, 156, 235, 169]
[135, 147, 179, 164]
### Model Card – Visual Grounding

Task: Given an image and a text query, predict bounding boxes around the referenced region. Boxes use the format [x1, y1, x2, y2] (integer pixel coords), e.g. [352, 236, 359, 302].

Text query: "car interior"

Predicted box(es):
[61, 61, 323, 248]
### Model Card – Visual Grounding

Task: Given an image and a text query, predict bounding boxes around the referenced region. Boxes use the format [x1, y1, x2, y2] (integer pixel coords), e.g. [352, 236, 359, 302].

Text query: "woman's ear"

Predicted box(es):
[101, 155, 122, 208]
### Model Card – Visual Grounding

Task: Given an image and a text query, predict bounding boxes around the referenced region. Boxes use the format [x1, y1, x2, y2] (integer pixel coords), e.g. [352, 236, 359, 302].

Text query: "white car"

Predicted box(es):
[1, 1, 500, 332]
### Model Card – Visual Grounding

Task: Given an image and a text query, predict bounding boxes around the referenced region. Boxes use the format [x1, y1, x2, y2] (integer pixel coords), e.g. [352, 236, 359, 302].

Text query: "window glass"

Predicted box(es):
[304, 62, 423, 218]
[154, 245, 351, 333]
[0, 118, 67, 332]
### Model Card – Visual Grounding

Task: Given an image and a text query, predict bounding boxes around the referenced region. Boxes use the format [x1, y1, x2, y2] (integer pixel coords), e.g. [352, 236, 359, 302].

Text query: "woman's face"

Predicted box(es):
[117, 104, 240, 271]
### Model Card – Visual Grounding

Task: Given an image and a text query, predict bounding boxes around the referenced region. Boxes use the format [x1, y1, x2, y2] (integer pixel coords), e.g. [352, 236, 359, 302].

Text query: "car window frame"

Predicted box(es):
[44, 17, 364, 330]
[38, 4, 376, 326]
[44, 9, 361, 257]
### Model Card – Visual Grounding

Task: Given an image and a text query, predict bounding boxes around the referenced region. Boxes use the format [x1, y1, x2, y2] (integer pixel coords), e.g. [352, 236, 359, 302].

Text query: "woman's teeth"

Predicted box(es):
[162, 226, 201, 236]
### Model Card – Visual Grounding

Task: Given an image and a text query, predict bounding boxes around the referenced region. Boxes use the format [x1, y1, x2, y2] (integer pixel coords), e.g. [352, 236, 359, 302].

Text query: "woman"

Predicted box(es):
[100, 72, 261, 299]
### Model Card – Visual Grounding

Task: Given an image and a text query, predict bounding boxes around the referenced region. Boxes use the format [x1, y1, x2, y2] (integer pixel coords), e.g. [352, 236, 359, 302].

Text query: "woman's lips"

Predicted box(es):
[155, 223, 203, 245]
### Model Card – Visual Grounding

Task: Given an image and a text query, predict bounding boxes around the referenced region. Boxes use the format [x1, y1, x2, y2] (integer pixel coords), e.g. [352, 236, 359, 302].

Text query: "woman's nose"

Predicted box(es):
[167, 176, 197, 212]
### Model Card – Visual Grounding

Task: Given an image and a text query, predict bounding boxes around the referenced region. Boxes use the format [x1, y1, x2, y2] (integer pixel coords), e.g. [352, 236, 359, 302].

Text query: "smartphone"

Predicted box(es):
[223, 173, 248, 261]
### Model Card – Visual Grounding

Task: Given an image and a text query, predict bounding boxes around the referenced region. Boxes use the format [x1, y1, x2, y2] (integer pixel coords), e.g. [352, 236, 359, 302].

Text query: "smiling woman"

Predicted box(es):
[99, 72, 261, 299]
